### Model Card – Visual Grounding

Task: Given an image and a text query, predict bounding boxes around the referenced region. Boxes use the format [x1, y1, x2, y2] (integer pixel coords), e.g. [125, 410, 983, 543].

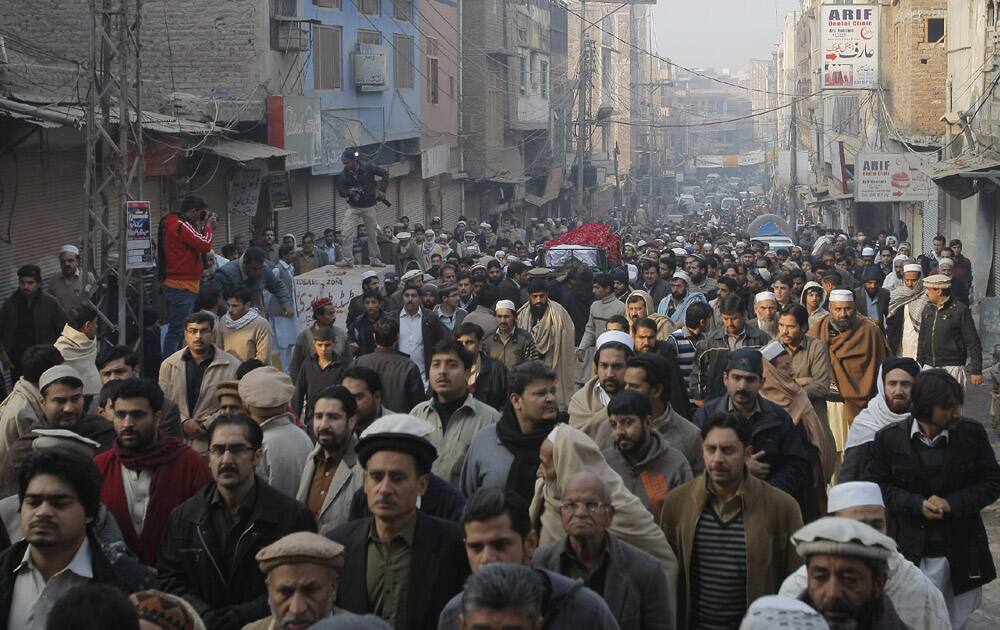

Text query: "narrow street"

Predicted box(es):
[964, 377, 1000, 628]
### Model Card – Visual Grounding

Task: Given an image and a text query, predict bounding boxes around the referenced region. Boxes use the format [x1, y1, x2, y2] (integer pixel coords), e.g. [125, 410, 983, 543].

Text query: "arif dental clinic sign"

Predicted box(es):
[856, 153, 934, 203]
[821, 5, 879, 90]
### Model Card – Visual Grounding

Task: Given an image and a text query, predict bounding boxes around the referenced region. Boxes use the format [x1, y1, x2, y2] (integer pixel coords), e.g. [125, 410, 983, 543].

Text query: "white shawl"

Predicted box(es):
[844, 365, 912, 449]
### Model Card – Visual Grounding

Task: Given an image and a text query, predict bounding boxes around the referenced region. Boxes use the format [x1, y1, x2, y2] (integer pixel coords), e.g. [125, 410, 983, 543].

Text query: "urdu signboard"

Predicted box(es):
[820, 5, 879, 90]
[855, 153, 935, 202]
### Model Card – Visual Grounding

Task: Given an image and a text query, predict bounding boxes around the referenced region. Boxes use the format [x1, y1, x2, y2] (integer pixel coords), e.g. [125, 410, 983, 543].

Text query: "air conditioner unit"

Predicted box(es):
[353, 44, 387, 92]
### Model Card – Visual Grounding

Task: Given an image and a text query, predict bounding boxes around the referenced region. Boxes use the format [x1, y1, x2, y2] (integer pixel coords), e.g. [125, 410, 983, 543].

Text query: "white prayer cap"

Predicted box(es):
[506, 255, 520, 264]
[59, 244, 80, 256]
[400, 269, 422, 281]
[424, 229, 436, 237]
[740, 596, 828, 630]
[361, 270, 378, 281]
[754, 291, 777, 304]
[494, 300, 516, 314]
[397, 231, 411, 240]
[829, 289, 854, 303]
[760, 340, 786, 363]
[596, 330, 634, 352]
[892, 254, 908, 265]
[360, 413, 434, 439]
[903, 263, 922, 274]
[837, 233, 849, 240]
[672, 247, 688, 257]
[861, 247, 876, 256]
[495, 250, 506, 259]
[938, 257, 954, 268]
[480, 222, 491, 228]
[637, 240, 648, 248]
[827, 481, 885, 514]
[672, 270, 691, 284]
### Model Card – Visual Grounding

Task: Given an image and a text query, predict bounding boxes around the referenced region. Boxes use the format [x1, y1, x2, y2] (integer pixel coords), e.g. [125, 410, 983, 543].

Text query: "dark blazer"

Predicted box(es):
[388, 307, 451, 375]
[862, 417, 1000, 595]
[0, 536, 155, 625]
[853, 286, 890, 331]
[353, 348, 427, 412]
[157, 478, 317, 624]
[472, 353, 510, 413]
[533, 534, 672, 630]
[327, 512, 470, 630]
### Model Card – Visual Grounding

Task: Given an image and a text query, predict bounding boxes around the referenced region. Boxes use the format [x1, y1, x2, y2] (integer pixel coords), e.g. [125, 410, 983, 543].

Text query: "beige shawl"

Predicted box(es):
[530, 425, 679, 612]
[517, 299, 576, 409]
[567, 375, 611, 447]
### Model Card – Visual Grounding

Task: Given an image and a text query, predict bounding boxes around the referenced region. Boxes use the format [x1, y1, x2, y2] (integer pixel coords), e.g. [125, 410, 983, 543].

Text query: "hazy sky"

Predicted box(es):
[651, 0, 800, 72]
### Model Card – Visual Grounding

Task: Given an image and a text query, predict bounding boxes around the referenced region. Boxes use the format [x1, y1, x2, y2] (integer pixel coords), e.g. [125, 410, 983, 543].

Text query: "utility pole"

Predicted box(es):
[575, 0, 588, 217]
[83, 0, 145, 347]
[648, 39, 655, 216]
[788, 96, 797, 226]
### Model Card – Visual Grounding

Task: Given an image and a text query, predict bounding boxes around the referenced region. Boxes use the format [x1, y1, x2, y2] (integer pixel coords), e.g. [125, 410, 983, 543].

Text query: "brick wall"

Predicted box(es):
[882, 0, 948, 139]
[0, 0, 295, 119]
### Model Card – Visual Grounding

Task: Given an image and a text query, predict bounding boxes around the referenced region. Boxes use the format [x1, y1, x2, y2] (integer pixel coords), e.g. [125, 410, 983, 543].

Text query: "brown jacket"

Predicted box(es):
[659, 472, 803, 628]
[158, 346, 240, 455]
[784, 334, 832, 424]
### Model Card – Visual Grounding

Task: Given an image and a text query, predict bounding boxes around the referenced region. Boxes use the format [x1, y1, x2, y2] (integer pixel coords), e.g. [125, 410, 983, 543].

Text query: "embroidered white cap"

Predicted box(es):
[829, 289, 854, 302]
[827, 481, 885, 513]
[754, 291, 777, 304]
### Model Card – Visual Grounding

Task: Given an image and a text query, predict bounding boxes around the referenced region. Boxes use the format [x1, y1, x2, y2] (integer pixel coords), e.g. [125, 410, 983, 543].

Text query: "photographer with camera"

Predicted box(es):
[335, 147, 389, 268]
[157, 195, 217, 355]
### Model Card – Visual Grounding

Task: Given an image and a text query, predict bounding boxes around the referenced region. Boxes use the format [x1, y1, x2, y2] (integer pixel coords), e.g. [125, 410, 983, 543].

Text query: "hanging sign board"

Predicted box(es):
[821, 5, 879, 90]
[856, 152, 935, 202]
[125, 201, 156, 269]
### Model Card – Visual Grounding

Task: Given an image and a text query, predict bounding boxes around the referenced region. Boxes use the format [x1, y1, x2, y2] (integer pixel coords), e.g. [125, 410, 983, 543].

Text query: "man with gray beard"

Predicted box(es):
[886, 262, 926, 358]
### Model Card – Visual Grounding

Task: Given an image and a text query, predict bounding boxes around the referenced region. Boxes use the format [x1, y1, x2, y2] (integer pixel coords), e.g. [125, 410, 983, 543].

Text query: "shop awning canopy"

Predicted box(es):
[200, 137, 292, 163]
[919, 151, 1000, 199]
[0, 97, 219, 135]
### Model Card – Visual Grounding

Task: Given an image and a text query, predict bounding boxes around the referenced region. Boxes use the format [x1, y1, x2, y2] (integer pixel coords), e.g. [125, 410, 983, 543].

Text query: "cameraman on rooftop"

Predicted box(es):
[336, 147, 389, 268]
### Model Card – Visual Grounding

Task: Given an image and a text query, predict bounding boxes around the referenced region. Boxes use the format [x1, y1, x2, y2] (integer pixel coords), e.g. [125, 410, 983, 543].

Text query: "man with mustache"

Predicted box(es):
[158, 414, 317, 630]
[94, 377, 211, 568]
[693, 349, 811, 516]
[243, 532, 349, 630]
[602, 390, 692, 519]
[791, 517, 905, 629]
[840, 357, 919, 482]
[296, 385, 363, 535]
[460, 361, 561, 502]
[568, 332, 633, 446]
[326, 414, 470, 628]
[409, 339, 501, 487]
[0, 449, 154, 628]
[660, 413, 803, 628]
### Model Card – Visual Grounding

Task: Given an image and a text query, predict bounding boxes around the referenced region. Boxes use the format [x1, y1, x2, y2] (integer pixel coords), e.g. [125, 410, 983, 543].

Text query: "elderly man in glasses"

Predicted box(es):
[531, 471, 671, 630]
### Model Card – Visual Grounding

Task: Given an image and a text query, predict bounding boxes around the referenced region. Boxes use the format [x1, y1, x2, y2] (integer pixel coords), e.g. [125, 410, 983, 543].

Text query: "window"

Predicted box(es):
[393, 0, 412, 21]
[394, 34, 414, 88]
[519, 56, 527, 95]
[426, 37, 440, 103]
[313, 0, 340, 8]
[540, 60, 549, 98]
[358, 0, 379, 16]
[313, 25, 342, 89]
[926, 18, 945, 44]
[358, 30, 381, 45]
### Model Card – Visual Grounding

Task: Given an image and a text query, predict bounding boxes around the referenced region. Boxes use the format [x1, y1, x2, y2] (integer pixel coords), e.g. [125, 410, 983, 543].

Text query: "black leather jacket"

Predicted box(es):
[916, 297, 983, 374]
[338, 161, 389, 208]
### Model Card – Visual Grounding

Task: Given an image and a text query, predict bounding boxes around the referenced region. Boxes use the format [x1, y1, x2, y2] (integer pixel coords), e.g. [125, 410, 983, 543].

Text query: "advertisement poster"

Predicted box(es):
[856, 153, 935, 202]
[125, 201, 156, 269]
[821, 5, 879, 90]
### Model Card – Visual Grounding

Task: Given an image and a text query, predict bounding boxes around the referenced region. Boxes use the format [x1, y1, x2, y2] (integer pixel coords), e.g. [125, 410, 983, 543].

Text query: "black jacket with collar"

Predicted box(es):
[0, 536, 154, 625]
[156, 478, 317, 625]
[862, 417, 1000, 595]
[328, 511, 470, 630]
[472, 352, 510, 413]
[388, 307, 451, 374]
[852, 286, 890, 331]
[690, 323, 771, 401]
[694, 395, 813, 517]
[916, 296, 983, 374]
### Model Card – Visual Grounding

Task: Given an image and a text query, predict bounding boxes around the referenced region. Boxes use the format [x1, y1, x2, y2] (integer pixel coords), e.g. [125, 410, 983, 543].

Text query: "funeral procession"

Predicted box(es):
[3, 0, 1000, 629]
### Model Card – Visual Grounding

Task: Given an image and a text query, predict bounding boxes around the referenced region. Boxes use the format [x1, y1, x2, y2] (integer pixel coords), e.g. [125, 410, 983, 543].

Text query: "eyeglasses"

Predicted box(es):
[208, 444, 257, 457]
[559, 500, 610, 514]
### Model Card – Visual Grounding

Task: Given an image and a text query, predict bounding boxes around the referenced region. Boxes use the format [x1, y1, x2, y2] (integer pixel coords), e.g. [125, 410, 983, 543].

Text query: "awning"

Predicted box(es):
[0, 98, 218, 135]
[920, 151, 1000, 199]
[200, 137, 292, 163]
[807, 192, 854, 206]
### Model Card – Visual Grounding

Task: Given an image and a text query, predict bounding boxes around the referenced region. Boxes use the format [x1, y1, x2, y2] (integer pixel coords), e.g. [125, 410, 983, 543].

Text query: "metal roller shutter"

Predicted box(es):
[308, 174, 337, 234]
[0, 149, 87, 294]
[276, 170, 311, 242]
[401, 173, 425, 226]
[442, 178, 463, 227]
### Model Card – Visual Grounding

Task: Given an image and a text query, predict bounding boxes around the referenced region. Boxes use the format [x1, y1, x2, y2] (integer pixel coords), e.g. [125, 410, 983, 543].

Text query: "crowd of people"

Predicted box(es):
[0, 191, 999, 630]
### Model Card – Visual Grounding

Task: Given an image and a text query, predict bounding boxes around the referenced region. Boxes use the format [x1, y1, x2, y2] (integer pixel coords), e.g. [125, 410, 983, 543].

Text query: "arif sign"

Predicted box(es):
[821, 5, 879, 90]
[856, 152, 934, 202]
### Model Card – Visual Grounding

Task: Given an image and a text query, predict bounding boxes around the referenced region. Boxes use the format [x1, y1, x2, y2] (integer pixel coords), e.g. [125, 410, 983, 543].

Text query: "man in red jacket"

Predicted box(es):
[95, 377, 212, 566]
[158, 195, 216, 355]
